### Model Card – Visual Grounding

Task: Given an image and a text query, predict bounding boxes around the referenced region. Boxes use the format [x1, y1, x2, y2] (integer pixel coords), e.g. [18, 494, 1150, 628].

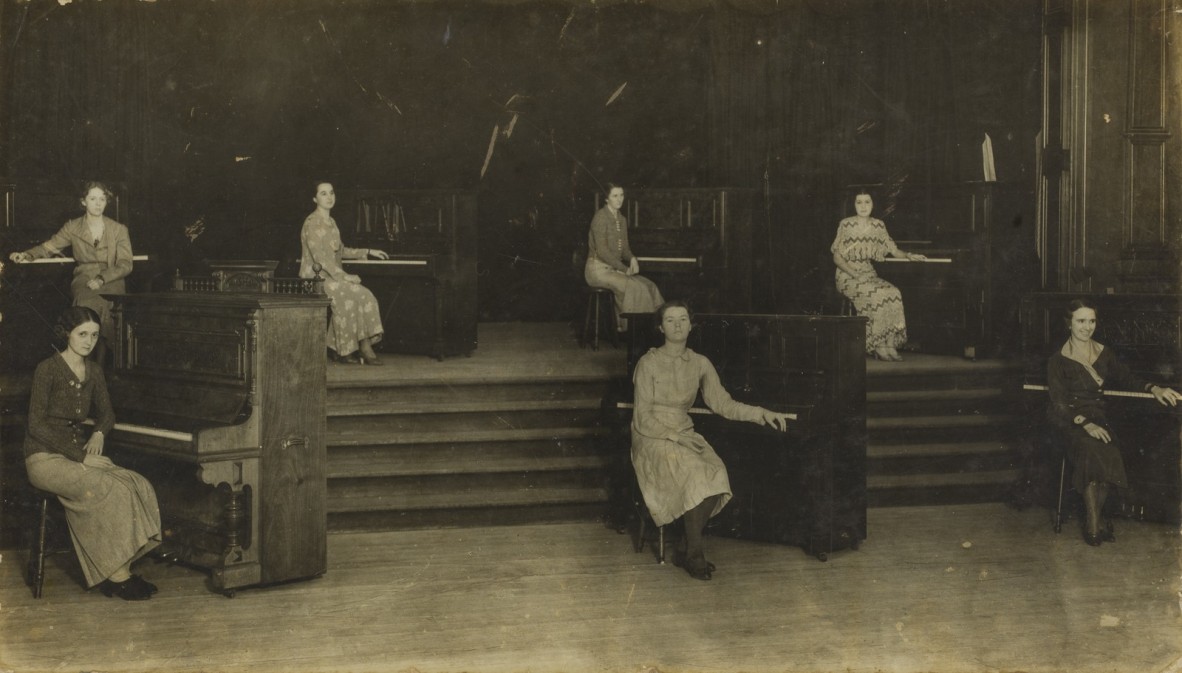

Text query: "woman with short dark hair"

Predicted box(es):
[584, 182, 663, 331]
[23, 306, 162, 600]
[1047, 298, 1181, 545]
[630, 301, 790, 580]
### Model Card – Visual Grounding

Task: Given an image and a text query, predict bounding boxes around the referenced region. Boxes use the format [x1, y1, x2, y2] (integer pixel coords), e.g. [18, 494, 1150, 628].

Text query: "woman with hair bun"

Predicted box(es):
[23, 306, 162, 600]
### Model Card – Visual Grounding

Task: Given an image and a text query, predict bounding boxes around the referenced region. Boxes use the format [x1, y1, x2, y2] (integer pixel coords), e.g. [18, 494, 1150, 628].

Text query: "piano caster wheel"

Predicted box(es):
[816, 552, 828, 562]
[222, 589, 237, 599]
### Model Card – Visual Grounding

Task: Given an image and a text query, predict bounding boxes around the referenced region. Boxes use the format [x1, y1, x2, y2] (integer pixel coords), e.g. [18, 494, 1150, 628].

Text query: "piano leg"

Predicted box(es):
[197, 459, 262, 592]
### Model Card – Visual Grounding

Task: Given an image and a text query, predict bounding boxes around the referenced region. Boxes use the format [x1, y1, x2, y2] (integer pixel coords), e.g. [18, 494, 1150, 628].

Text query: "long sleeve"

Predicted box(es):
[698, 357, 764, 424]
[587, 208, 628, 271]
[99, 221, 134, 282]
[632, 356, 683, 442]
[24, 359, 87, 462]
[24, 220, 77, 259]
[1046, 355, 1078, 427]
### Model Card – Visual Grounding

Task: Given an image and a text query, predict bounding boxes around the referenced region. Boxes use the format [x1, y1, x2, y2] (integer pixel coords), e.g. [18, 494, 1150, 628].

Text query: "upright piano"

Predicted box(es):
[592, 188, 759, 313]
[843, 182, 1037, 358]
[103, 288, 330, 594]
[335, 189, 477, 359]
[1019, 292, 1181, 524]
[613, 312, 868, 561]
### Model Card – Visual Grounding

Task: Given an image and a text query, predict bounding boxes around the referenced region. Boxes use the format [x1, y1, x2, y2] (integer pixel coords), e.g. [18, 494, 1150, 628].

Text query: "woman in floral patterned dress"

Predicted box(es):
[299, 182, 388, 364]
[831, 191, 925, 361]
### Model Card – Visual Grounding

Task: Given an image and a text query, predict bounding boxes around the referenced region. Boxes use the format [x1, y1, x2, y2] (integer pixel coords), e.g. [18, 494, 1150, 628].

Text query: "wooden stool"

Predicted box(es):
[630, 472, 666, 564]
[27, 489, 71, 599]
[581, 288, 618, 351]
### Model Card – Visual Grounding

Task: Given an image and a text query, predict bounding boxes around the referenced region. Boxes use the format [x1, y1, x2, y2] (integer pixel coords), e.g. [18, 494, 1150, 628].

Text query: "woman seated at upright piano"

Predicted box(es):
[299, 181, 390, 365]
[585, 182, 664, 331]
[631, 301, 791, 580]
[831, 190, 925, 361]
[1047, 298, 1181, 546]
[23, 307, 162, 601]
[8, 181, 133, 366]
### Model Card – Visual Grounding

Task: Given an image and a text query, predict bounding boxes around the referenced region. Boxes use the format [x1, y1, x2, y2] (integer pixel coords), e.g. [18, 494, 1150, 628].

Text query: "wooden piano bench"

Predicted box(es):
[26, 489, 74, 599]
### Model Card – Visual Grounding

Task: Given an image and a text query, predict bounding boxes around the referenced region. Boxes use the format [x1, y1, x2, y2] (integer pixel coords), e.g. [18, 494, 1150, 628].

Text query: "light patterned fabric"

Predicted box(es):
[299, 211, 383, 356]
[630, 347, 764, 526]
[831, 216, 907, 352]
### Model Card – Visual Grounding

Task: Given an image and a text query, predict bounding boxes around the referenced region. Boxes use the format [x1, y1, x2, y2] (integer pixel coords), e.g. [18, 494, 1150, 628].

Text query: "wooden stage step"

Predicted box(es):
[863, 353, 1025, 507]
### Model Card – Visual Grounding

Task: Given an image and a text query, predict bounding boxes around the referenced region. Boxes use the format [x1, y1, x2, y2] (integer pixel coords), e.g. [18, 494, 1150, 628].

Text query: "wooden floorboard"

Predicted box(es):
[2, 503, 1179, 673]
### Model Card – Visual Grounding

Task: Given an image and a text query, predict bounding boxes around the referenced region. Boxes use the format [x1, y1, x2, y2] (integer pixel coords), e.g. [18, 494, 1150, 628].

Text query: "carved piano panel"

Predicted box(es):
[104, 292, 330, 593]
[593, 188, 759, 313]
[615, 312, 867, 561]
[336, 189, 477, 359]
[1020, 292, 1181, 524]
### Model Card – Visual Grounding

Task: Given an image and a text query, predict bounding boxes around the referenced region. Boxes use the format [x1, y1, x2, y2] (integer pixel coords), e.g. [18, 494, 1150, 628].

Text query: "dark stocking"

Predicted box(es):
[1083, 481, 1101, 537]
[682, 494, 720, 569]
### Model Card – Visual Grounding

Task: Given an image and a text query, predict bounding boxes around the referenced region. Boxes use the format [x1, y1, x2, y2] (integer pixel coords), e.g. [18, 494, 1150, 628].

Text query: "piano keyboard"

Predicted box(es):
[637, 256, 698, 264]
[617, 401, 797, 420]
[881, 257, 952, 263]
[1023, 383, 1155, 400]
[83, 418, 194, 442]
[343, 259, 429, 266]
[26, 255, 150, 264]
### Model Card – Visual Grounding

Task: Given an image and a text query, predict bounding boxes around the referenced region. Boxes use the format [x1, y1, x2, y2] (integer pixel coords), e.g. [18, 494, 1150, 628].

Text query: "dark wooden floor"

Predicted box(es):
[2, 503, 1179, 673]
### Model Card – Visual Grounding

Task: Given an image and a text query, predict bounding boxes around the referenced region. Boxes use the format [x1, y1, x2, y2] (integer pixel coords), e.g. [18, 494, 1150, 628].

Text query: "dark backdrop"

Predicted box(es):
[0, 0, 1042, 321]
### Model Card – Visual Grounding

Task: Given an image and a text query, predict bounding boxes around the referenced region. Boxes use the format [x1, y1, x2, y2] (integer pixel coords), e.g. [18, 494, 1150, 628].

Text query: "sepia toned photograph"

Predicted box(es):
[0, 0, 1178, 671]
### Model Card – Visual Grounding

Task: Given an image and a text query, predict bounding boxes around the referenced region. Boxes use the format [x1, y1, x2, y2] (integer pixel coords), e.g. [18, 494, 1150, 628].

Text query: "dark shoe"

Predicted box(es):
[358, 354, 382, 365]
[332, 352, 361, 364]
[99, 578, 152, 601]
[672, 551, 713, 580]
[129, 574, 158, 595]
[1082, 530, 1102, 547]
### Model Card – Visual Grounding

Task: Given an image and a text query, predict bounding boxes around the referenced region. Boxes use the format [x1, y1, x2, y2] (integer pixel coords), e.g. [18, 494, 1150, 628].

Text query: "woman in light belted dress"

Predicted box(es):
[299, 181, 389, 364]
[8, 181, 133, 364]
[23, 307, 161, 600]
[584, 183, 663, 331]
[630, 301, 790, 580]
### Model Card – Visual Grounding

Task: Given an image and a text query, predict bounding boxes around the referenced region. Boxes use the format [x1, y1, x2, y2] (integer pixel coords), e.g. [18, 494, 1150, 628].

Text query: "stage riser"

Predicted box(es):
[325, 374, 616, 532]
[327, 471, 609, 513]
[328, 438, 609, 479]
[327, 408, 604, 437]
[864, 361, 1025, 508]
[328, 380, 613, 410]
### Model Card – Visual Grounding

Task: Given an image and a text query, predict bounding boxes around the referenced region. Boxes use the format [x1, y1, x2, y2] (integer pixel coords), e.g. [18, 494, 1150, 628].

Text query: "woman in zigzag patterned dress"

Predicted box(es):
[831, 191, 925, 361]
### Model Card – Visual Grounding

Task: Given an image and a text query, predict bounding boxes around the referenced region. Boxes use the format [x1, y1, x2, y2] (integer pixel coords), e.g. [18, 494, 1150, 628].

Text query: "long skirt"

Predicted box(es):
[584, 259, 664, 329]
[323, 278, 384, 356]
[631, 431, 732, 527]
[1064, 429, 1129, 493]
[25, 452, 161, 587]
[836, 268, 907, 352]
